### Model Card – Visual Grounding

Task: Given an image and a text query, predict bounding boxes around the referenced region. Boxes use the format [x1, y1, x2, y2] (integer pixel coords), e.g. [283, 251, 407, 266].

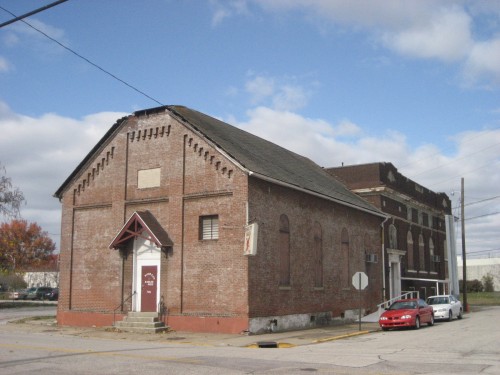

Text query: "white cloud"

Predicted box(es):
[2, 101, 498, 257]
[236, 1, 500, 86]
[244, 74, 312, 111]
[0, 102, 127, 247]
[0, 57, 10, 72]
[463, 38, 500, 86]
[245, 75, 275, 103]
[1, 18, 68, 56]
[381, 7, 473, 62]
[210, 0, 250, 26]
[233, 105, 500, 257]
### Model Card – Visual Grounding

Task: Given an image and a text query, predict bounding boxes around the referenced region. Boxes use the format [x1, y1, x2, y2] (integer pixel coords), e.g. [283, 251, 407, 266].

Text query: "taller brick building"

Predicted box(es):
[328, 162, 452, 301]
[55, 105, 386, 334]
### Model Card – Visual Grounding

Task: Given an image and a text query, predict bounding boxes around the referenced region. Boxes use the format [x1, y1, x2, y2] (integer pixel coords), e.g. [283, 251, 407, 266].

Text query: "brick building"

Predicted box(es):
[328, 162, 452, 301]
[54, 105, 386, 334]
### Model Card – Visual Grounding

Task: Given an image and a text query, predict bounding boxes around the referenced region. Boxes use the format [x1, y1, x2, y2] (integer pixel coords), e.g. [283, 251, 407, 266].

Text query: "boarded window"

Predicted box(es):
[279, 214, 291, 287]
[200, 215, 219, 240]
[138, 168, 161, 189]
[313, 222, 323, 288]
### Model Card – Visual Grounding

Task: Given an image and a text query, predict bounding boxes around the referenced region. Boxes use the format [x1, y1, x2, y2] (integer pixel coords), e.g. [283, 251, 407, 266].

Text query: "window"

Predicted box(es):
[389, 224, 398, 249]
[200, 215, 219, 240]
[407, 231, 414, 270]
[313, 222, 323, 288]
[341, 228, 350, 288]
[429, 238, 435, 272]
[279, 215, 291, 287]
[419, 234, 425, 271]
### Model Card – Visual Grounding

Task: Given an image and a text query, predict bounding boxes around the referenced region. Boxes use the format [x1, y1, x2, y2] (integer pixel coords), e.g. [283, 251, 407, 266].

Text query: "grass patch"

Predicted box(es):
[10, 315, 56, 324]
[0, 301, 55, 309]
[465, 292, 500, 306]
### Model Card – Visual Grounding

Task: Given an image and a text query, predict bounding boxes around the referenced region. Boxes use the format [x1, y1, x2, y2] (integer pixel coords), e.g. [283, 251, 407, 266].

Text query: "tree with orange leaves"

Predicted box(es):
[0, 220, 55, 272]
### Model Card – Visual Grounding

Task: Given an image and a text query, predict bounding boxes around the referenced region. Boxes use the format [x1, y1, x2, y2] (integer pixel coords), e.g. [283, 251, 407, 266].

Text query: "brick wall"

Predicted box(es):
[57, 110, 250, 330]
[247, 177, 383, 319]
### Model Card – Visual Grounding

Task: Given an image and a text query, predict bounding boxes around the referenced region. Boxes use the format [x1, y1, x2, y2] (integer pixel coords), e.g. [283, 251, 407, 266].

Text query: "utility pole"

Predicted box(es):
[461, 177, 468, 312]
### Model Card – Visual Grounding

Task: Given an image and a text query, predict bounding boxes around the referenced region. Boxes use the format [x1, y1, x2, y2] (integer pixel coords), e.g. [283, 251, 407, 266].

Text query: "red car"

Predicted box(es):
[379, 298, 434, 331]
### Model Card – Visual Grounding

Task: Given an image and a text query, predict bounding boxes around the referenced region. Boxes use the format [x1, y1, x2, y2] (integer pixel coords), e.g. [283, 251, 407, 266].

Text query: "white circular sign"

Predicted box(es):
[352, 271, 368, 290]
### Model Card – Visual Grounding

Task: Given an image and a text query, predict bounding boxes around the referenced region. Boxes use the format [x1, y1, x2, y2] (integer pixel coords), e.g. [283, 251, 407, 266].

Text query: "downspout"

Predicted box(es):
[381, 216, 390, 301]
[180, 134, 187, 313]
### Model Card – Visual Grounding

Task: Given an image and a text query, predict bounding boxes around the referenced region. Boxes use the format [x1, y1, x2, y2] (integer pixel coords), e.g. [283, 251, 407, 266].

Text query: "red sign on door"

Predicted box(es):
[141, 265, 157, 312]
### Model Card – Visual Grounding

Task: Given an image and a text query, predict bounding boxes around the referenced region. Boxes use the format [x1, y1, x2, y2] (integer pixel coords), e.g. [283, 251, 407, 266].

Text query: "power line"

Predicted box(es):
[0, 0, 69, 29]
[0, 4, 164, 106]
[398, 125, 500, 174]
[411, 141, 500, 180]
[464, 195, 500, 208]
[464, 211, 500, 221]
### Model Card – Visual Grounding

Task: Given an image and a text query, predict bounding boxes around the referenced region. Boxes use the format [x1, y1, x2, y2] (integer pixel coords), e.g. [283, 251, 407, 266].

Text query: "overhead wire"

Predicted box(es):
[0, 0, 69, 29]
[0, 4, 164, 106]
[2, 2, 499, 257]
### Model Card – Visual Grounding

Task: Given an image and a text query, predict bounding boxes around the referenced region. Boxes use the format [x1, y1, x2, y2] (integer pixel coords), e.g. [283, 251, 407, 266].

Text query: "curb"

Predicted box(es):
[312, 329, 374, 343]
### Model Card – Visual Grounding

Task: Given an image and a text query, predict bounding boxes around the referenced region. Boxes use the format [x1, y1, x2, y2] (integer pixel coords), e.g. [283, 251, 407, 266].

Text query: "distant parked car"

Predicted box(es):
[8, 289, 27, 300]
[25, 287, 53, 300]
[44, 288, 59, 301]
[379, 298, 435, 331]
[426, 295, 463, 321]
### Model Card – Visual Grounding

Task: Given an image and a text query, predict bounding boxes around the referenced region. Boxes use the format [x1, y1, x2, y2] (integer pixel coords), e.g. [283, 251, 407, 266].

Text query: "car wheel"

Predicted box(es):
[448, 310, 453, 322]
[458, 309, 463, 319]
[414, 317, 420, 330]
[382, 327, 389, 331]
[428, 315, 435, 326]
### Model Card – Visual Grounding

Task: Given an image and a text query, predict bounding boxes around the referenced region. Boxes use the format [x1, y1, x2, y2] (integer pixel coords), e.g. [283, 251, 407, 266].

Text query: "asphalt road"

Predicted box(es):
[0, 302, 56, 325]
[0, 305, 499, 374]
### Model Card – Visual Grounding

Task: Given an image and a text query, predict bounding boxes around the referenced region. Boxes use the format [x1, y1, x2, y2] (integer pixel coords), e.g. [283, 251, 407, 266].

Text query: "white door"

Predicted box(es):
[133, 233, 161, 312]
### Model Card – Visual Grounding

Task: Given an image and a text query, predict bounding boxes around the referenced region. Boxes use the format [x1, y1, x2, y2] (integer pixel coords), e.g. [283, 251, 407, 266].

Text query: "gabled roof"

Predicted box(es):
[168, 106, 384, 217]
[55, 105, 385, 218]
[109, 211, 173, 250]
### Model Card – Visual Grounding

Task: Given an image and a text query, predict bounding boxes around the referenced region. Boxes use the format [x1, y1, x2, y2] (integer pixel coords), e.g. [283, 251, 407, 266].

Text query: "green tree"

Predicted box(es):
[459, 279, 484, 293]
[0, 162, 25, 218]
[482, 274, 494, 292]
[0, 271, 27, 291]
[0, 219, 55, 272]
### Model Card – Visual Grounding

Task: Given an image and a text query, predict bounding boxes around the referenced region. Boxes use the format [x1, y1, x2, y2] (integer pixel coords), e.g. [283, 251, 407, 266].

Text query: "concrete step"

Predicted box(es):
[115, 325, 170, 334]
[116, 321, 166, 329]
[114, 311, 169, 334]
[121, 316, 160, 323]
[127, 312, 159, 318]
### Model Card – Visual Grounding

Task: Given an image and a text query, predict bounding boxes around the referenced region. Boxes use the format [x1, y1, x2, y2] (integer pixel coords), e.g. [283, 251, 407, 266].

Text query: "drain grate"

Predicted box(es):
[257, 341, 278, 348]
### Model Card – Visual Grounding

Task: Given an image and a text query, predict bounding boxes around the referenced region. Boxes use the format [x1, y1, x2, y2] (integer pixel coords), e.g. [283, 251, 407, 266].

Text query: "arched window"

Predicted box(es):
[279, 214, 291, 286]
[341, 228, 350, 287]
[389, 224, 398, 249]
[419, 234, 425, 271]
[429, 238, 435, 272]
[407, 231, 414, 270]
[313, 222, 323, 288]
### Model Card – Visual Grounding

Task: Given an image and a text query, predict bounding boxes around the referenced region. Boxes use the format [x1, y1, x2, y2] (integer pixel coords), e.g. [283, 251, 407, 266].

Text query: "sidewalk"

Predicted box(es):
[9, 317, 381, 348]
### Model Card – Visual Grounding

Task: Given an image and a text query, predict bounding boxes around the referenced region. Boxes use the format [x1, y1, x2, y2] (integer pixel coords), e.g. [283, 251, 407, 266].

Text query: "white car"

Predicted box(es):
[426, 295, 463, 321]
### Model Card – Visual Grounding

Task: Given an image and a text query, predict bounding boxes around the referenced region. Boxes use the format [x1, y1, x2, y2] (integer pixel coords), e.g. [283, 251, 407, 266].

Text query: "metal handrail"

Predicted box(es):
[112, 291, 136, 326]
[377, 290, 420, 312]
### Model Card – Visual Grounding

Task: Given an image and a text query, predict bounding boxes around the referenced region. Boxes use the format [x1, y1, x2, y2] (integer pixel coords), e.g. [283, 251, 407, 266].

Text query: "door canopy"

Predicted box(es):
[109, 211, 173, 251]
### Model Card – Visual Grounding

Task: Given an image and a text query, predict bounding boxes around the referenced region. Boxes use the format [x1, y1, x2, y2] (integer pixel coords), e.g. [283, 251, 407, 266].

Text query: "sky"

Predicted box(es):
[1, 0, 499, 261]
